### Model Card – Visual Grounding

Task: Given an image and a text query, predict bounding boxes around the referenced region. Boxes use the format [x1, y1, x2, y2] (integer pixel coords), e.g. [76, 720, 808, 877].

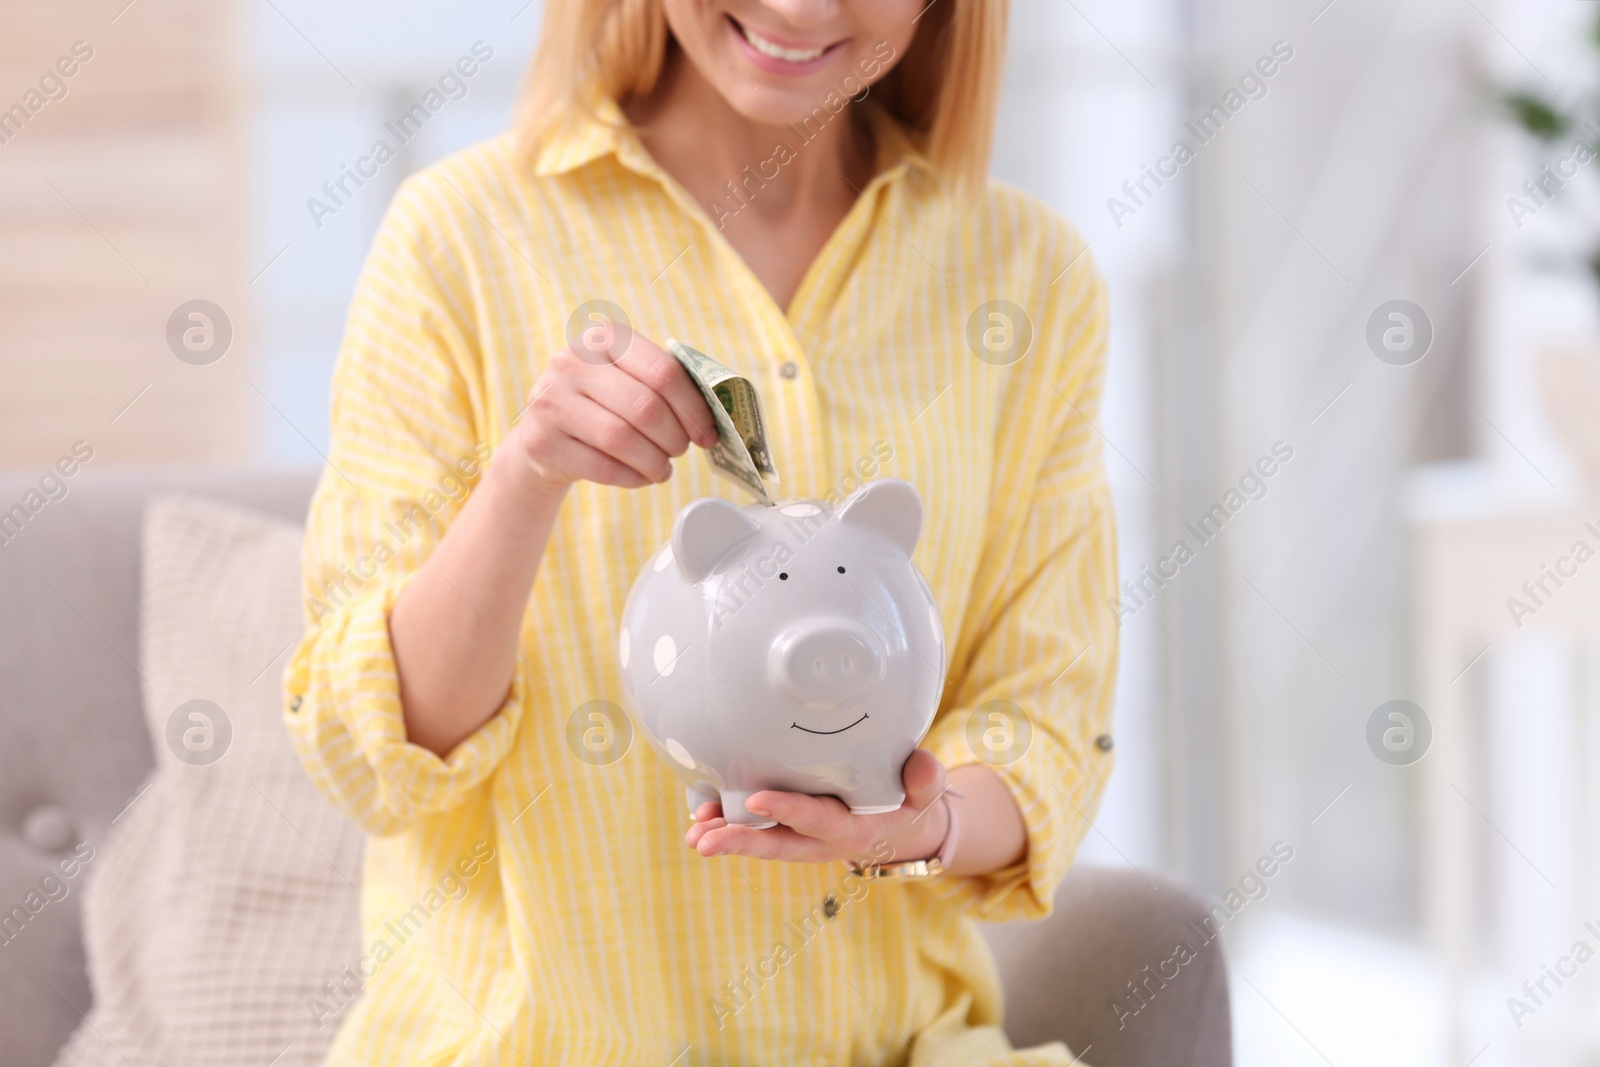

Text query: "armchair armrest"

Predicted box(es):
[979, 865, 1232, 1067]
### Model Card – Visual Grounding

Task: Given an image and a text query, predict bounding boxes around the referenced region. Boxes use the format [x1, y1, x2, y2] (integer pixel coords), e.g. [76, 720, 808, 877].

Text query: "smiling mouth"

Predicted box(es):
[791, 712, 868, 735]
[727, 15, 843, 64]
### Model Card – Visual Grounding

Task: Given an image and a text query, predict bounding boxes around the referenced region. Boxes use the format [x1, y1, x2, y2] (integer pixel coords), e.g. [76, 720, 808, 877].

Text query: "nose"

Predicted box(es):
[770, 617, 886, 708]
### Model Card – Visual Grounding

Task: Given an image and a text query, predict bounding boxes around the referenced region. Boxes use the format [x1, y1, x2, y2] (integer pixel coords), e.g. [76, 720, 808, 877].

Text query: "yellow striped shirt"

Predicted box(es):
[284, 99, 1117, 1066]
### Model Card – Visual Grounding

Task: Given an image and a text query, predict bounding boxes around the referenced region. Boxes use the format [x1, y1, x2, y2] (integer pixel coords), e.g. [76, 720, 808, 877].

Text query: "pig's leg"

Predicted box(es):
[719, 789, 779, 830]
[685, 783, 719, 818]
[842, 781, 906, 816]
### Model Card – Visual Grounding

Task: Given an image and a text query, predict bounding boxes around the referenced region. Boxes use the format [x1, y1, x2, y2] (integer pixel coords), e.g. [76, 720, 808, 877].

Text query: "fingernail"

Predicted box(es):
[747, 805, 770, 817]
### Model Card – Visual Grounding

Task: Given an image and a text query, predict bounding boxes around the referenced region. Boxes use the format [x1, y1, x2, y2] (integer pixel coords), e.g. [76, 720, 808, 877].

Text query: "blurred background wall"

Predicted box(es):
[1, 0, 251, 463]
[5, 0, 1597, 1063]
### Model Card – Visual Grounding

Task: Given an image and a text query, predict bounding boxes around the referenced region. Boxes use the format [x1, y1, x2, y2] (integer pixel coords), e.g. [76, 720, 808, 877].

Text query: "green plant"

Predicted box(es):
[1501, 16, 1600, 284]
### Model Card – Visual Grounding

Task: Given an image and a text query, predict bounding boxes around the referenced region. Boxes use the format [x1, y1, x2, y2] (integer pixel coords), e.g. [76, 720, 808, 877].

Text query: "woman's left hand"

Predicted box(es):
[684, 749, 952, 866]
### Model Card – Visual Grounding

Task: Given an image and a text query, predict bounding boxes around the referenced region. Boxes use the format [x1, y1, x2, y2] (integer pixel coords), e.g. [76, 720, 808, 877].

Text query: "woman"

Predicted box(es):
[285, 1, 1117, 1063]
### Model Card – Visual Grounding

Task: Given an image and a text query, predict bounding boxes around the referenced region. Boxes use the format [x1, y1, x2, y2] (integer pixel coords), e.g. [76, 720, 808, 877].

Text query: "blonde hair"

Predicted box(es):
[513, 0, 1008, 189]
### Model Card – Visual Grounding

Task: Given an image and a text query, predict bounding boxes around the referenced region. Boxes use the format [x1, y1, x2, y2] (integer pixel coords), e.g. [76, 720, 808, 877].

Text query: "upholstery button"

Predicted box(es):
[289, 695, 303, 712]
[778, 361, 798, 379]
[22, 804, 75, 852]
[1095, 734, 1113, 752]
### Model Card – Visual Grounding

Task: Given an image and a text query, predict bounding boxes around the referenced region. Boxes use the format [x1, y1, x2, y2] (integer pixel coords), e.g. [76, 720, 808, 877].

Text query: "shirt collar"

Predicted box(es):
[529, 96, 632, 177]
[530, 95, 935, 186]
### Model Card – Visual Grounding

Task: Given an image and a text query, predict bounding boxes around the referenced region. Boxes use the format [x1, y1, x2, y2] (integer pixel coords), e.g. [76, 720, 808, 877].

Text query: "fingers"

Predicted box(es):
[562, 394, 674, 483]
[684, 815, 724, 850]
[746, 791, 863, 849]
[690, 821, 841, 863]
[544, 434, 654, 489]
[684, 803, 851, 860]
[514, 382, 654, 488]
[692, 800, 723, 822]
[678, 762, 954, 868]
[516, 336, 718, 494]
[901, 749, 948, 813]
[610, 335, 720, 448]
[518, 374, 657, 489]
[578, 362, 694, 461]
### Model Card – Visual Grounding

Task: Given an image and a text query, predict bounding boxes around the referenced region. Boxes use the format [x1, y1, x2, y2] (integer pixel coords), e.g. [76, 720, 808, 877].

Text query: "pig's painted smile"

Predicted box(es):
[790, 712, 869, 735]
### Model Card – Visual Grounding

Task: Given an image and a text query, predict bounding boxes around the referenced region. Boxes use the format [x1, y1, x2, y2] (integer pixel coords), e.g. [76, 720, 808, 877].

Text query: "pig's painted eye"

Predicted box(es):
[837, 566, 846, 573]
[779, 572, 789, 580]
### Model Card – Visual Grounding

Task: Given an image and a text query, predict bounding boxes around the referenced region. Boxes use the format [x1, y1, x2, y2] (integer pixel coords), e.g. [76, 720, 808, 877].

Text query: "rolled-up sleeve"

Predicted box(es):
[921, 243, 1118, 922]
[282, 172, 526, 837]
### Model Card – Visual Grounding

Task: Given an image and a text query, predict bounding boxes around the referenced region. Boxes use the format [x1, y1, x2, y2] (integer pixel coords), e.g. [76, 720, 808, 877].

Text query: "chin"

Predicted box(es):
[720, 86, 847, 130]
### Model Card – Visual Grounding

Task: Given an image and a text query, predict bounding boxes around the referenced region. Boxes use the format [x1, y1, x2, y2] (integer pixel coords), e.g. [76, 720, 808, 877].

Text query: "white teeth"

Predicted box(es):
[738, 23, 826, 63]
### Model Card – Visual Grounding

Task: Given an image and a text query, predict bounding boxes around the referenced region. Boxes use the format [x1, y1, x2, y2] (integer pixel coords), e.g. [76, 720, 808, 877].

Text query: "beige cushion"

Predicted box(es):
[51, 496, 363, 1067]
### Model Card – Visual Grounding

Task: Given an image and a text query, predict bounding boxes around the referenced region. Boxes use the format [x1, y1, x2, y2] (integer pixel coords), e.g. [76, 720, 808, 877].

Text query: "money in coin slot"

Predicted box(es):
[667, 338, 782, 505]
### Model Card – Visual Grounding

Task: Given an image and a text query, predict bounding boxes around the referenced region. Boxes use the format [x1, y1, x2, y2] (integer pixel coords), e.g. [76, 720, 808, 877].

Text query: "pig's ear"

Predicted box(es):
[837, 478, 922, 558]
[671, 498, 762, 582]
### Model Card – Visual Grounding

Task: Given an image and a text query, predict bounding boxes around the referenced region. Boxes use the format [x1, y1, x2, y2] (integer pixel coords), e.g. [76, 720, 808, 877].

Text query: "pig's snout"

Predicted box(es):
[770, 618, 887, 709]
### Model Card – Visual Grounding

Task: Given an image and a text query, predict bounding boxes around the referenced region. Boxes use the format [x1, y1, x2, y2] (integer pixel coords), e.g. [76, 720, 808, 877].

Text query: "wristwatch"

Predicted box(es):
[846, 788, 963, 881]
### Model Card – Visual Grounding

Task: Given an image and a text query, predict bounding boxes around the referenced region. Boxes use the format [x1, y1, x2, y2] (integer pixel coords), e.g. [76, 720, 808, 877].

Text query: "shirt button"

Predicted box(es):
[23, 804, 75, 852]
[1095, 734, 1113, 752]
[778, 361, 798, 379]
[288, 695, 303, 713]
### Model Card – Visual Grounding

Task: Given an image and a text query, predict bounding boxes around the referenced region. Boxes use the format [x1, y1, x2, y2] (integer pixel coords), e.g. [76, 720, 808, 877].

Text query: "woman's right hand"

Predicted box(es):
[507, 332, 720, 494]
[393, 330, 719, 757]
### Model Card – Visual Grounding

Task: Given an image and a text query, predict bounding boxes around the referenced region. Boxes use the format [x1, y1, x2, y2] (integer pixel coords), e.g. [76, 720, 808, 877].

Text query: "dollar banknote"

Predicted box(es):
[666, 338, 780, 505]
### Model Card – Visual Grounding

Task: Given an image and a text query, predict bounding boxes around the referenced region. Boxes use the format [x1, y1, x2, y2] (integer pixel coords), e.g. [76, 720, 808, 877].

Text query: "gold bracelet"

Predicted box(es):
[847, 856, 944, 881]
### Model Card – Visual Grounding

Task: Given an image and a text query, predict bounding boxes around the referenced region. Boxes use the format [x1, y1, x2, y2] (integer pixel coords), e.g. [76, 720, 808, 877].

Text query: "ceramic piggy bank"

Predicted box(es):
[617, 479, 945, 828]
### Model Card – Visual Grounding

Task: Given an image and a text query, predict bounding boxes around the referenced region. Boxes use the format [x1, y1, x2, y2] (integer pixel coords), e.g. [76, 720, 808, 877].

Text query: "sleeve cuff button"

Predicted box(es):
[288, 695, 304, 713]
[1094, 734, 1113, 752]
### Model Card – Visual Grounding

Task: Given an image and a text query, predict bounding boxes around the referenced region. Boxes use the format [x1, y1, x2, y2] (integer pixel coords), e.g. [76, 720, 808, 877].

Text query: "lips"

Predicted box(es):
[726, 14, 845, 69]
